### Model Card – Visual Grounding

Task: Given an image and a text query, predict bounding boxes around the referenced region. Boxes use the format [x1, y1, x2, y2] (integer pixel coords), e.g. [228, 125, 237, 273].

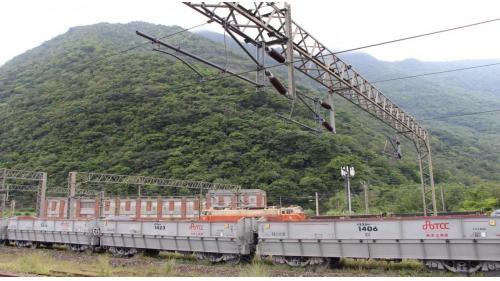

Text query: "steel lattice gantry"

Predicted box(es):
[184, 2, 438, 215]
[66, 171, 241, 217]
[67, 171, 241, 197]
[0, 168, 47, 216]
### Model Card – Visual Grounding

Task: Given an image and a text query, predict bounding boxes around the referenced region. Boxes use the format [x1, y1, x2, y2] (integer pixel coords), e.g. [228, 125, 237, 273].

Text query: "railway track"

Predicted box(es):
[0, 270, 97, 277]
[0, 270, 40, 277]
[0, 272, 20, 277]
[47, 269, 98, 277]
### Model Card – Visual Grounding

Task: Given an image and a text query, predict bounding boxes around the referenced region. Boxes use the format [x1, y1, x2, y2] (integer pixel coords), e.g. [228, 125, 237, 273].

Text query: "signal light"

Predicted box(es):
[265, 71, 288, 96]
[265, 47, 286, 63]
[320, 100, 332, 110]
[322, 120, 334, 132]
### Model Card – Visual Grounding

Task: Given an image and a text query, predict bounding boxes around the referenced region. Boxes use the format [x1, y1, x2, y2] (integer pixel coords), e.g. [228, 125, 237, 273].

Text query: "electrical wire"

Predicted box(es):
[419, 108, 500, 121]
[372, 61, 500, 83]
[155, 59, 500, 126]
[334, 17, 500, 54]
[4, 20, 500, 126]
[161, 62, 286, 93]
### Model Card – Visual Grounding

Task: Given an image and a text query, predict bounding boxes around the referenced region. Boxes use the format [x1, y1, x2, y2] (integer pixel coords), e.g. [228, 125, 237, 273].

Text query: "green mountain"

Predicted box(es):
[0, 22, 498, 214]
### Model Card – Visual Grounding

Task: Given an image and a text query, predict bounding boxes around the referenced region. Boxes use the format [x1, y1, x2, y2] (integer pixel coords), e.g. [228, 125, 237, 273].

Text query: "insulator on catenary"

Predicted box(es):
[320, 101, 332, 110]
[265, 71, 288, 96]
[322, 120, 334, 132]
[265, 47, 286, 63]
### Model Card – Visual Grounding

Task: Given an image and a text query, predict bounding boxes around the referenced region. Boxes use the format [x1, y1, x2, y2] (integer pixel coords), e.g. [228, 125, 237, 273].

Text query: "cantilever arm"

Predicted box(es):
[136, 30, 260, 86]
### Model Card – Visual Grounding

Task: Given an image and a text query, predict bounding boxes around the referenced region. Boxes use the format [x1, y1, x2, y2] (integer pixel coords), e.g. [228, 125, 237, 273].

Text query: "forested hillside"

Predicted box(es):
[0, 22, 498, 214]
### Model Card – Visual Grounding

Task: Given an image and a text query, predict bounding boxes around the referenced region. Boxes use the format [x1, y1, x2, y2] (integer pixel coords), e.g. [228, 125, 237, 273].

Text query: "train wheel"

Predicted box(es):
[482, 261, 500, 272]
[284, 256, 310, 267]
[425, 260, 484, 273]
[224, 254, 241, 265]
[127, 248, 138, 258]
[110, 247, 123, 257]
[206, 253, 224, 264]
[29, 242, 39, 249]
[15, 241, 23, 248]
[312, 258, 332, 270]
[271, 255, 285, 266]
[110, 247, 136, 258]
[442, 260, 482, 273]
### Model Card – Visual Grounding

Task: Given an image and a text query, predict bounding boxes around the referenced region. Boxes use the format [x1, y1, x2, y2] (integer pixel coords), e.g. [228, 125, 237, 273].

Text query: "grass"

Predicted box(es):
[239, 258, 271, 277]
[0, 246, 485, 277]
[18, 253, 51, 275]
[336, 258, 484, 277]
[0, 248, 110, 276]
[162, 258, 177, 275]
[96, 255, 112, 276]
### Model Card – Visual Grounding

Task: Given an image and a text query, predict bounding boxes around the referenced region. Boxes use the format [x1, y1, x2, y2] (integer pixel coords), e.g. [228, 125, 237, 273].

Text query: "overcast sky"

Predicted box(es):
[1, 0, 500, 66]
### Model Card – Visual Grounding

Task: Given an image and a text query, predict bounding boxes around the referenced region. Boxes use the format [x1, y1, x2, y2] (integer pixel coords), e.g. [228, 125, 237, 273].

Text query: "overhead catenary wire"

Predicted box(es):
[334, 17, 500, 54]
[372, 61, 500, 83]
[5, 20, 499, 99]
[155, 59, 500, 122]
[3, 19, 500, 124]
[419, 108, 500, 121]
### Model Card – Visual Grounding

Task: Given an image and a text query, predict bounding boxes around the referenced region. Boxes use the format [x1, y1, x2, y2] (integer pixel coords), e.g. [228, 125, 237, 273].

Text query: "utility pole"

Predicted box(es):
[99, 191, 105, 218]
[315, 192, 319, 216]
[68, 172, 77, 219]
[38, 172, 47, 217]
[0, 194, 5, 217]
[347, 177, 352, 214]
[198, 188, 203, 220]
[440, 185, 446, 212]
[363, 181, 369, 214]
[1, 168, 6, 217]
[341, 166, 355, 215]
[10, 200, 16, 216]
[284, 2, 296, 99]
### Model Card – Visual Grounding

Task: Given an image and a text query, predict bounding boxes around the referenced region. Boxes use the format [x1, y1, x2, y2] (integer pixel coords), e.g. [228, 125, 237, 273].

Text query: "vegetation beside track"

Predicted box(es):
[0, 245, 486, 277]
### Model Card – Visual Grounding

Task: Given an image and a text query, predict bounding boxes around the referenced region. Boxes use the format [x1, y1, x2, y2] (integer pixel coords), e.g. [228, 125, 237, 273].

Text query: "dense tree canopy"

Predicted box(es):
[0, 22, 498, 214]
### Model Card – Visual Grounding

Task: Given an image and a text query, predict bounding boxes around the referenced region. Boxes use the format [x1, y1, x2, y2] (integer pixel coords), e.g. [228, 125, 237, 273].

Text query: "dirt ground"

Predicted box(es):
[0, 245, 490, 277]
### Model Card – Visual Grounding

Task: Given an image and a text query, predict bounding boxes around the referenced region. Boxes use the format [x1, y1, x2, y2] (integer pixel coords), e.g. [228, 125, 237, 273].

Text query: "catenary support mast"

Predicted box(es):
[184, 2, 438, 215]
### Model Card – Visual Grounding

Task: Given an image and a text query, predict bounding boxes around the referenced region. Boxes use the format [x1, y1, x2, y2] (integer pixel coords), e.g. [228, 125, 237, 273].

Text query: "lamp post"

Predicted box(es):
[341, 166, 355, 214]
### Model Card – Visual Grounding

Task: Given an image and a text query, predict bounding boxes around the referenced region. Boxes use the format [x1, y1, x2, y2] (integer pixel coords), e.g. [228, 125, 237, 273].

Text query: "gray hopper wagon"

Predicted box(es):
[98, 217, 257, 264]
[257, 214, 500, 273]
[6, 216, 99, 251]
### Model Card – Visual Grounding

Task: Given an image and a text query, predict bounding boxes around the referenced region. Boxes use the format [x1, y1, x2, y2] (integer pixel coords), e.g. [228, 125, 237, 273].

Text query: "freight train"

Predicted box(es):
[1, 210, 499, 273]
